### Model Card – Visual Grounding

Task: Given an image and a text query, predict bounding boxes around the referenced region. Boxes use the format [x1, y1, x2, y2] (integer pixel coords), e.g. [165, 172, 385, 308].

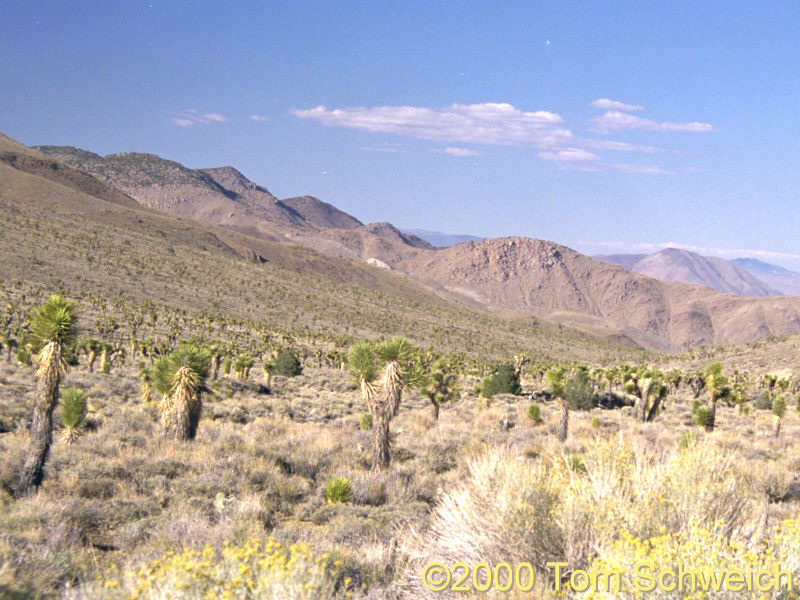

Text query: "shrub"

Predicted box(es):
[92, 538, 343, 599]
[796, 394, 800, 413]
[754, 391, 773, 410]
[590, 417, 600, 429]
[359, 412, 373, 431]
[565, 367, 596, 410]
[222, 356, 232, 376]
[527, 403, 541, 423]
[691, 399, 701, 415]
[679, 430, 697, 450]
[567, 454, 586, 473]
[325, 477, 353, 504]
[480, 362, 521, 398]
[273, 349, 302, 377]
[695, 406, 713, 430]
[16, 348, 31, 366]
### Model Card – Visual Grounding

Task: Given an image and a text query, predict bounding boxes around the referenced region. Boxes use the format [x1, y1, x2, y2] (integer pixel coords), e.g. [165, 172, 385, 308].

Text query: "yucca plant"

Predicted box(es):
[17, 295, 78, 494]
[348, 342, 390, 471]
[153, 345, 211, 441]
[546, 366, 568, 443]
[325, 477, 353, 504]
[416, 358, 459, 420]
[704, 361, 728, 432]
[527, 402, 541, 424]
[59, 388, 87, 444]
[772, 396, 787, 438]
[359, 412, 373, 431]
[375, 337, 414, 417]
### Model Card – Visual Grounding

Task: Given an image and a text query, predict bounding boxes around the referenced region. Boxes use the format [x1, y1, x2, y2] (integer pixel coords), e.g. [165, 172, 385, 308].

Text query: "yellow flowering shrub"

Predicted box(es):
[93, 538, 349, 599]
[581, 519, 800, 599]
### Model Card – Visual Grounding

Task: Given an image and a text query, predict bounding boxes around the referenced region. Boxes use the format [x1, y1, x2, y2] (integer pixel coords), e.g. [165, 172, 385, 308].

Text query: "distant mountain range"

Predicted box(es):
[595, 248, 800, 297]
[15, 137, 800, 350]
[401, 229, 484, 248]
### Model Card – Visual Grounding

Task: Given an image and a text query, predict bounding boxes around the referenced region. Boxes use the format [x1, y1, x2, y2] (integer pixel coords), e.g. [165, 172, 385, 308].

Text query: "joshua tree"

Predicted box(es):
[59, 388, 87, 445]
[772, 396, 787, 438]
[139, 364, 152, 403]
[17, 295, 78, 494]
[417, 358, 459, 420]
[376, 337, 414, 417]
[704, 361, 728, 432]
[153, 346, 210, 441]
[546, 366, 568, 443]
[77, 338, 101, 372]
[348, 342, 393, 471]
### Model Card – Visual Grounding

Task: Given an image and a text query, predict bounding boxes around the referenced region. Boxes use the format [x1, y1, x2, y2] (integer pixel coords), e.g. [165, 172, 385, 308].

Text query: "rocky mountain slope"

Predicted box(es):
[401, 229, 484, 247]
[594, 248, 781, 297]
[19, 135, 800, 351]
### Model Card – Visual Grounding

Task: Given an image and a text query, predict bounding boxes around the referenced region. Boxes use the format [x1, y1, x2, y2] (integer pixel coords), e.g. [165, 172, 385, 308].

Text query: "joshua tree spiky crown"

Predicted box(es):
[154, 345, 211, 441]
[375, 337, 414, 417]
[348, 342, 379, 413]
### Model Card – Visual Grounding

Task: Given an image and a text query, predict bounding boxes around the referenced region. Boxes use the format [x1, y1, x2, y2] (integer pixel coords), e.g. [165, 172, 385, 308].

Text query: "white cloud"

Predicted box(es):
[249, 114, 269, 122]
[592, 111, 714, 133]
[538, 148, 599, 162]
[607, 163, 674, 175]
[291, 101, 713, 175]
[591, 98, 644, 112]
[291, 103, 574, 148]
[171, 109, 229, 127]
[443, 147, 481, 157]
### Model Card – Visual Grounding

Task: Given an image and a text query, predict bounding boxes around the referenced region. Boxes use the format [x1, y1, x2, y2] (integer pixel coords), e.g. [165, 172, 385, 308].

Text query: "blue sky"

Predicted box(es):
[4, 1, 800, 267]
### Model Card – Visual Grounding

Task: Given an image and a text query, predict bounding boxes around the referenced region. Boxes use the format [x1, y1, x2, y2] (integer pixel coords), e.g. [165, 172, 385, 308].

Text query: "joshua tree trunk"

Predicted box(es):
[431, 400, 440, 421]
[646, 394, 662, 422]
[708, 397, 717, 432]
[17, 342, 62, 494]
[210, 355, 219, 380]
[100, 347, 109, 373]
[638, 377, 652, 422]
[372, 406, 391, 472]
[158, 367, 201, 440]
[557, 398, 569, 443]
[773, 415, 781, 438]
[87, 350, 96, 373]
[384, 361, 403, 416]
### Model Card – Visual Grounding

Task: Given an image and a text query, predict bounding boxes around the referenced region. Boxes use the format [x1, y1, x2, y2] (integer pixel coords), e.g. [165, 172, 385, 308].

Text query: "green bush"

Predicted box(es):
[325, 477, 352, 504]
[273, 349, 302, 377]
[567, 455, 586, 473]
[359, 412, 373, 431]
[16, 348, 31, 366]
[691, 399, 701, 415]
[222, 357, 232, 376]
[526, 403, 541, 423]
[565, 367, 596, 410]
[590, 417, 600, 429]
[754, 391, 772, 410]
[480, 362, 521, 398]
[695, 406, 713, 430]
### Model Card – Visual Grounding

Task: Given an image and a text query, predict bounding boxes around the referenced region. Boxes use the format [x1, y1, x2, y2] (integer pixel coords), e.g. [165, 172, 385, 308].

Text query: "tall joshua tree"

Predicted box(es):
[17, 295, 77, 494]
[153, 346, 210, 440]
[704, 361, 728, 432]
[546, 366, 568, 443]
[376, 337, 413, 417]
[348, 343, 386, 469]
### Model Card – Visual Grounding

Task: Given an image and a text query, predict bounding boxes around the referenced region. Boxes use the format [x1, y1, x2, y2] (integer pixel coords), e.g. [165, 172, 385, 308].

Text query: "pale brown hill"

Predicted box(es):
[596, 248, 780, 297]
[401, 237, 800, 349]
[34, 146, 312, 239]
[281, 195, 363, 230]
[3, 133, 644, 363]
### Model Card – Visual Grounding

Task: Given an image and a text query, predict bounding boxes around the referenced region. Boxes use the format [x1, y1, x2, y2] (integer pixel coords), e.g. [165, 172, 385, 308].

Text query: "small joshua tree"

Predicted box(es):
[325, 477, 353, 504]
[704, 361, 728, 432]
[546, 367, 568, 443]
[59, 388, 87, 444]
[17, 295, 78, 494]
[153, 345, 211, 441]
[772, 396, 787, 438]
[416, 358, 459, 420]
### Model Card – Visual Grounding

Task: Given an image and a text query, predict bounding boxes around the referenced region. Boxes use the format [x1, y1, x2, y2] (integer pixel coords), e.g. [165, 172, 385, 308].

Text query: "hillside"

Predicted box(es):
[1, 134, 642, 365]
[402, 229, 484, 248]
[594, 248, 781, 296]
[281, 195, 363, 230]
[733, 257, 800, 296]
[402, 237, 800, 349]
